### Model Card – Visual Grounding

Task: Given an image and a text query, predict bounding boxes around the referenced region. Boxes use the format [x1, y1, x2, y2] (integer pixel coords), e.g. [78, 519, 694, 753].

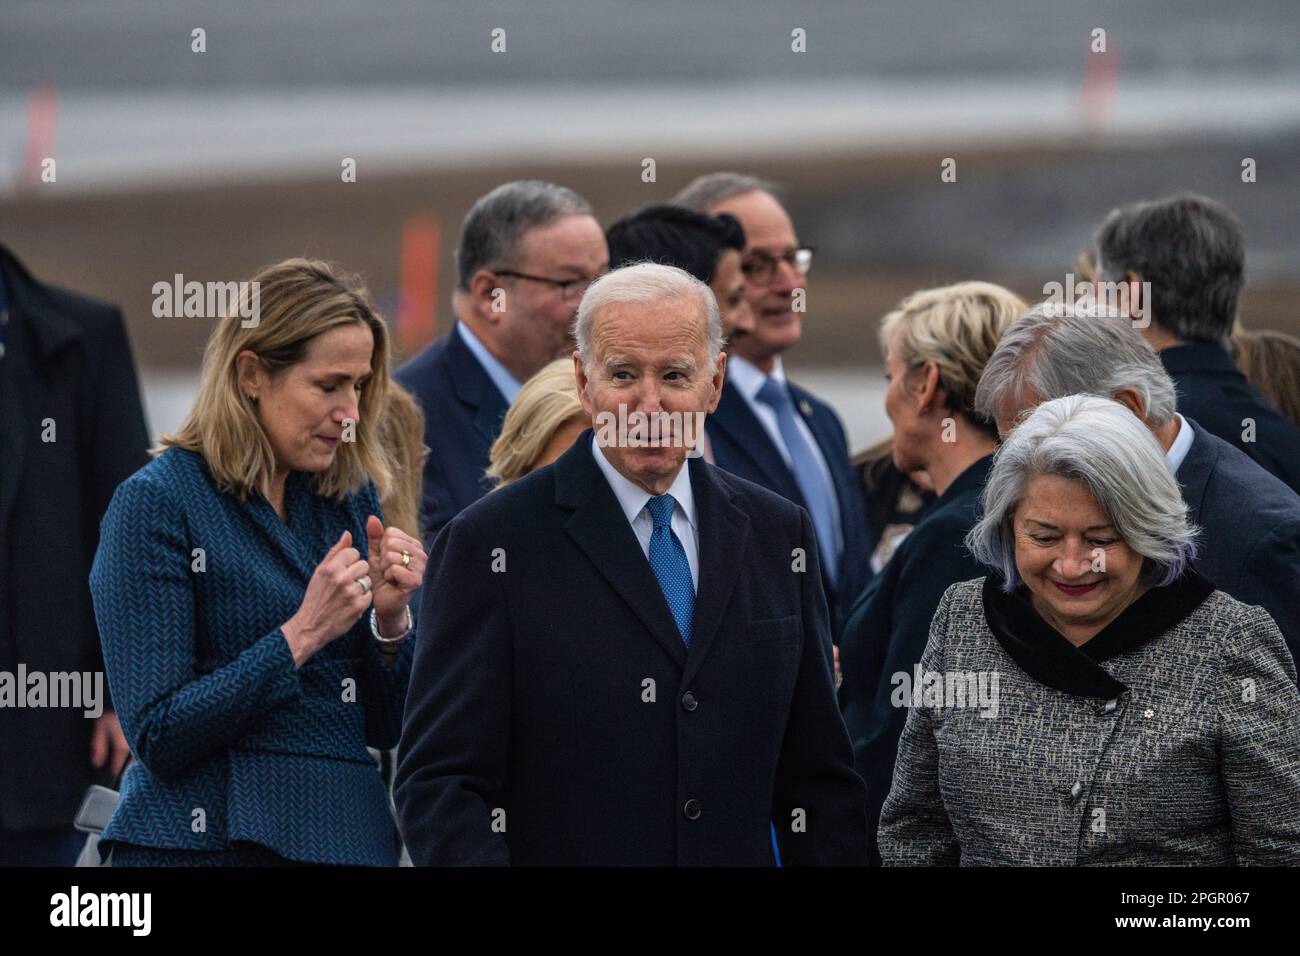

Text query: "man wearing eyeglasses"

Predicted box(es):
[396, 180, 608, 544]
[674, 173, 872, 635]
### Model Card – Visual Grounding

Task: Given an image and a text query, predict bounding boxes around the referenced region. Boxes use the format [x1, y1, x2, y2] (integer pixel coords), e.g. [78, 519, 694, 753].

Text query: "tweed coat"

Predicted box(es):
[90, 447, 412, 865]
[879, 576, 1300, 865]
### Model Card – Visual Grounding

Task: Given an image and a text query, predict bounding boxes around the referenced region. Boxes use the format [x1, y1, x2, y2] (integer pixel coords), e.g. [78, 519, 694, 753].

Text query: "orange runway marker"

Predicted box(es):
[398, 214, 441, 357]
[24, 86, 59, 186]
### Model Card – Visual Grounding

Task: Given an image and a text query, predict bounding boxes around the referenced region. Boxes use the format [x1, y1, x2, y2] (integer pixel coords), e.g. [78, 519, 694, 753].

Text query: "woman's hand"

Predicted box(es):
[365, 515, 427, 637]
[282, 531, 373, 667]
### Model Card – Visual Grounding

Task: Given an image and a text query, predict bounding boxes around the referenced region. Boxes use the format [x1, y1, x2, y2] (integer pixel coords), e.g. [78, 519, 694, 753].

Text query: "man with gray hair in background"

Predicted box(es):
[976, 301, 1300, 664]
[1092, 193, 1300, 493]
[396, 180, 608, 543]
[674, 172, 872, 634]
[395, 263, 867, 866]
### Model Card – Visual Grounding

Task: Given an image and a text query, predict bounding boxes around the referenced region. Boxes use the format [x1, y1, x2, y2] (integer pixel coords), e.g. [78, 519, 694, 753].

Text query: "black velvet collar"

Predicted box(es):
[936, 454, 994, 509]
[981, 569, 1214, 698]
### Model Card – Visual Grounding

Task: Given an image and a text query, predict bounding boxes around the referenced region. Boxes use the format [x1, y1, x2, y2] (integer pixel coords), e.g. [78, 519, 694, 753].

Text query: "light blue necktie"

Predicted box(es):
[646, 494, 694, 646]
[755, 378, 840, 587]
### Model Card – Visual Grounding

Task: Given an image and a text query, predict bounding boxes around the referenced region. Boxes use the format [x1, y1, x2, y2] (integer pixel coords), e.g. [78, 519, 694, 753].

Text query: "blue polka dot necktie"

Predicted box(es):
[646, 494, 694, 646]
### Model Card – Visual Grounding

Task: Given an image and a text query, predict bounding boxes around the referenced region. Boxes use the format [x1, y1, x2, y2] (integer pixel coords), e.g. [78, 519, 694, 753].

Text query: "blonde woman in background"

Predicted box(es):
[377, 383, 429, 541]
[487, 359, 587, 488]
[836, 280, 1026, 864]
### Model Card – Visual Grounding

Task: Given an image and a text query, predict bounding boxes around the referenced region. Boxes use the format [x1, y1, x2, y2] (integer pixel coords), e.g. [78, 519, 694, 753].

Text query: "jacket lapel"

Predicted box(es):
[681, 456, 748, 685]
[555, 434, 688, 669]
[0, 334, 32, 531]
[1174, 420, 1216, 526]
[239, 471, 317, 585]
[789, 384, 838, 477]
[446, 324, 509, 446]
[709, 380, 803, 500]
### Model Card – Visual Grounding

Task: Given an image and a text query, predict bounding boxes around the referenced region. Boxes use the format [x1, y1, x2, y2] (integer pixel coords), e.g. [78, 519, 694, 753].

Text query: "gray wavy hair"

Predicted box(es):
[456, 180, 592, 290]
[671, 171, 776, 212]
[574, 263, 725, 374]
[974, 301, 1178, 430]
[965, 394, 1198, 591]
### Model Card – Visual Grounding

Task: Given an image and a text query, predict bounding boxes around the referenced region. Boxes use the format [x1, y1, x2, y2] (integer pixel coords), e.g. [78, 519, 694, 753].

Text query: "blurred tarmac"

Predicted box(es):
[6, 134, 1300, 446]
[3, 0, 1297, 445]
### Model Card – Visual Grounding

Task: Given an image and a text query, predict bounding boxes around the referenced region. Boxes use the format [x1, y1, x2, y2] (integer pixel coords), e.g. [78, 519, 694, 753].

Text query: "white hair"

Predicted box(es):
[975, 301, 1178, 429]
[966, 394, 1198, 591]
[574, 262, 725, 374]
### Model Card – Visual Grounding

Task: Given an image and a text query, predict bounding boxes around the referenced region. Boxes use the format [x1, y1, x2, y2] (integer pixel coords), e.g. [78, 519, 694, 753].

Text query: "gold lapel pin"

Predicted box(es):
[1143, 708, 1154, 718]
[798, 400, 813, 418]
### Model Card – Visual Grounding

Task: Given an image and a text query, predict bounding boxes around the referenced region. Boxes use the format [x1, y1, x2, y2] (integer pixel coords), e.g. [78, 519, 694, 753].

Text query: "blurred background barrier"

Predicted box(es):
[2, 0, 1297, 450]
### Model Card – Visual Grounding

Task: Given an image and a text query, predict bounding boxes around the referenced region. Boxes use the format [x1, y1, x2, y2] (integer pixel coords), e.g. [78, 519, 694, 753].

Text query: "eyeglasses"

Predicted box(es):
[493, 269, 603, 303]
[741, 246, 815, 285]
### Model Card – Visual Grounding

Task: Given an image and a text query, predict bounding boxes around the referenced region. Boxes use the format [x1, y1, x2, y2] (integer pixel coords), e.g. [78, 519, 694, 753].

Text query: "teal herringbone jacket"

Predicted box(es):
[89, 448, 411, 865]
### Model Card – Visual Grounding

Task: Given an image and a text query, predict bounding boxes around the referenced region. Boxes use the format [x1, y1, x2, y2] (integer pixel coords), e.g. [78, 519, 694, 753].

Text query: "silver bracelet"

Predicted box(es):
[371, 606, 413, 645]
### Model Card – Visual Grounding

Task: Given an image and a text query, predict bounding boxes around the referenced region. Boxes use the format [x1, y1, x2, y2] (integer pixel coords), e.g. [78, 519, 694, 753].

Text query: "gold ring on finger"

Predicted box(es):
[401, 550, 411, 569]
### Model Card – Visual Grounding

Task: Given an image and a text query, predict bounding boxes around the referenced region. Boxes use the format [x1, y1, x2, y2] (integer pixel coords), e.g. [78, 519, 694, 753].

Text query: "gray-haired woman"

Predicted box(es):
[878, 394, 1300, 865]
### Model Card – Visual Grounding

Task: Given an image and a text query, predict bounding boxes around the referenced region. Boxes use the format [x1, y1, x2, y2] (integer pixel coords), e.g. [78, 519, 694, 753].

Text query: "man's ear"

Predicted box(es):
[466, 269, 505, 325]
[1123, 271, 1145, 318]
[706, 351, 727, 414]
[573, 351, 594, 418]
[1111, 385, 1149, 421]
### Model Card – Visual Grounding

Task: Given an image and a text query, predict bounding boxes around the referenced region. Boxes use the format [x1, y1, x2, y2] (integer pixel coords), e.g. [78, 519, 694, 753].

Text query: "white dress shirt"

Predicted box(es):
[590, 436, 700, 589]
[456, 321, 522, 404]
[1165, 413, 1194, 475]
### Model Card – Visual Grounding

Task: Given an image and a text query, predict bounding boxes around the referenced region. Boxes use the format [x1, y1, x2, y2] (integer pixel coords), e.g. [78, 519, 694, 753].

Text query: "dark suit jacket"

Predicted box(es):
[1162, 342, 1300, 494]
[394, 432, 868, 866]
[0, 245, 149, 831]
[1178, 419, 1300, 667]
[707, 378, 873, 634]
[837, 454, 992, 864]
[394, 324, 510, 545]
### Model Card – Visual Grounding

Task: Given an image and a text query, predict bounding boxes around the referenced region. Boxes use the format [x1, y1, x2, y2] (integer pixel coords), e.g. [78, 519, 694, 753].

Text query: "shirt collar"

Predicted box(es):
[589, 435, 697, 532]
[726, 353, 786, 402]
[456, 321, 522, 404]
[1164, 413, 1194, 475]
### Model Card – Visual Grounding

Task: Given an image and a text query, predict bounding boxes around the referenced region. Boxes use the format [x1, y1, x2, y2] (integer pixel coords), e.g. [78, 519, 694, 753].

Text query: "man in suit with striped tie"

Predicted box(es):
[395, 263, 867, 866]
[674, 173, 872, 634]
